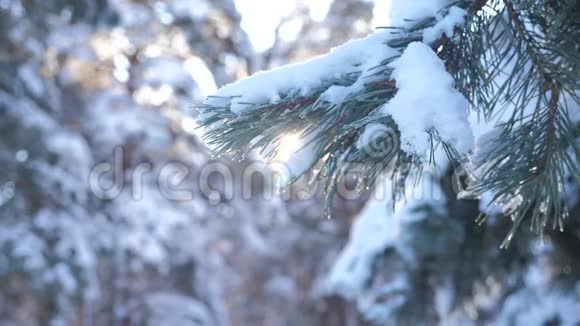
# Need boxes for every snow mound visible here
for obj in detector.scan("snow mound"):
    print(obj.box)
[381,42,473,158]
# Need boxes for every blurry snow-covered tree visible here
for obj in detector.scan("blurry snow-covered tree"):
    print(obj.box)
[259,0,376,68]
[0,0,255,324]
[321,165,580,324]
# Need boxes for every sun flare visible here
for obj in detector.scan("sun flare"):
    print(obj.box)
[274,133,302,163]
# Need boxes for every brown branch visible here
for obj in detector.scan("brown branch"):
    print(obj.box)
[504,0,561,181]
[504,0,547,80]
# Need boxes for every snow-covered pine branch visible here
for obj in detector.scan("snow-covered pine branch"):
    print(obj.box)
[197,0,580,242]
[198,0,475,207]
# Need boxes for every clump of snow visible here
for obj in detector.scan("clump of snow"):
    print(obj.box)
[0,224,47,271]
[497,287,580,326]
[358,275,409,322]
[324,174,446,298]
[205,30,397,114]
[324,192,397,297]
[320,82,360,105]
[115,188,190,266]
[423,7,467,44]
[381,42,473,158]
[47,131,94,184]
[389,0,451,26]
[434,278,455,323]
[143,292,214,326]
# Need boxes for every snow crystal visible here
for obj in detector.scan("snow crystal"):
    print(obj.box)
[423,7,467,44]
[381,42,473,158]
[205,30,397,114]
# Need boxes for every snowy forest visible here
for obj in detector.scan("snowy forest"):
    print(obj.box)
[1,0,579,325]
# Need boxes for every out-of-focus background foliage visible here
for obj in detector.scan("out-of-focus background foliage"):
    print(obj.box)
[0,0,378,324]
[1,0,579,325]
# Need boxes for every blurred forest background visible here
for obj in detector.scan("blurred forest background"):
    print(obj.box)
[0,0,579,325]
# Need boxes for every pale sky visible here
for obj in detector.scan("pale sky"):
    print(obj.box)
[234,0,392,52]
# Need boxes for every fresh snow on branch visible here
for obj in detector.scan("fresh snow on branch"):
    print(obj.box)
[381,42,474,158]
[205,30,397,114]
[204,1,469,116]
[201,0,473,163]
[423,6,468,43]
[389,0,455,26]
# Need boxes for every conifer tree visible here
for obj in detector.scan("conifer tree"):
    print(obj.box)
[197,0,580,244]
